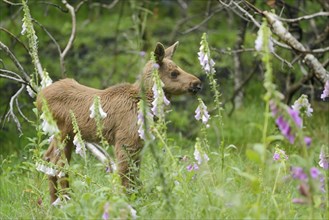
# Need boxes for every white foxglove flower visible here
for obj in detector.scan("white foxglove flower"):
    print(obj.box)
[89,97,107,119]
[127,205,137,220]
[73,134,86,158]
[292,94,313,117]
[319,148,329,170]
[40,112,59,135]
[45,167,56,176]
[194,147,209,165]
[21,21,27,35]
[195,98,210,124]
[137,101,155,141]
[321,80,329,100]
[255,24,274,53]
[151,81,170,117]
[36,163,47,173]
[40,73,52,88]
[198,46,215,74]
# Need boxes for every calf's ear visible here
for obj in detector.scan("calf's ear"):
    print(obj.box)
[154,42,165,64]
[165,41,179,59]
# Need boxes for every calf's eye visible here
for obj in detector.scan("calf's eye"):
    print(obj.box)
[170,71,179,79]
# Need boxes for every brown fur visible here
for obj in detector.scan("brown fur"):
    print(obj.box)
[36,42,201,203]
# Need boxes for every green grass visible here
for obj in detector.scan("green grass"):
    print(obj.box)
[1,102,328,219]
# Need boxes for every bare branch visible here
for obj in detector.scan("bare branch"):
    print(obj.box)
[0,41,30,81]
[60,0,77,76]
[0,27,29,53]
[90,0,120,10]
[264,11,329,83]
[32,18,62,59]
[275,11,329,23]
[182,6,224,34]
[4,84,25,134]
[3,0,22,6]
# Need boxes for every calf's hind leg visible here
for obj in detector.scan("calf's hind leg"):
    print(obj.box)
[44,136,73,203]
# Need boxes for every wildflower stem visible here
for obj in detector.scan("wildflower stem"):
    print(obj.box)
[153,127,176,164]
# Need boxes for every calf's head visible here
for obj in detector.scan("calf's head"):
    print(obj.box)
[142,42,202,96]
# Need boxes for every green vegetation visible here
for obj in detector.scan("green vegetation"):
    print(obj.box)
[1,1,328,219]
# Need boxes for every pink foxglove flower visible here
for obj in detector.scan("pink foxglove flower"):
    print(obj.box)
[320,80,329,100]
[102,202,110,220]
[291,167,308,181]
[273,147,288,161]
[187,163,199,172]
[287,108,302,128]
[310,167,320,179]
[275,116,295,144]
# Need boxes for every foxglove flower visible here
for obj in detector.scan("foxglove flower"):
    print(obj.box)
[195,98,210,124]
[269,100,278,117]
[310,167,320,179]
[21,21,27,35]
[320,80,329,100]
[292,94,313,117]
[45,167,56,176]
[127,205,137,220]
[275,116,295,144]
[194,146,209,165]
[287,108,302,128]
[273,147,288,161]
[36,163,47,173]
[40,112,59,135]
[89,96,107,119]
[139,51,146,57]
[151,82,170,117]
[73,134,86,158]
[255,24,274,53]
[291,167,308,181]
[40,71,52,88]
[137,100,155,140]
[319,148,329,170]
[187,163,199,172]
[102,202,110,220]
[198,35,216,75]
[304,136,312,147]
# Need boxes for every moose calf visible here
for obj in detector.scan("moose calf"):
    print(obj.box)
[37,42,202,203]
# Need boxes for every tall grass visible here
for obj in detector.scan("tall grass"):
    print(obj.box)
[0,3,328,220]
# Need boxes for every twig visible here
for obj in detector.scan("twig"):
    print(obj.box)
[4,84,25,134]
[75,0,88,12]
[275,11,329,23]
[0,41,30,81]
[182,6,224,34]
[32,18,62,61]
[3,0,22,6]
[264,11,329,83]
[0,27,29,53]
[60,0,76,76]
[90,0,119,10]
[272,51,294,68]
